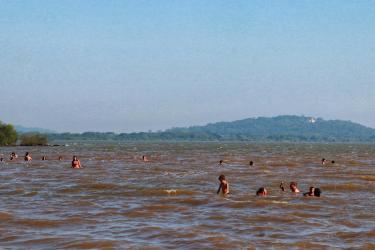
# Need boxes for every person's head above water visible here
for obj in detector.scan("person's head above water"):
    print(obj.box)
[73,156,78,161]
[219,160,223,165]
[290,182,300,192]
[249,161,254,166]
[314,188,321,197]
[218,174,225,181]
[331,160,335,164]
[256,187,268,196]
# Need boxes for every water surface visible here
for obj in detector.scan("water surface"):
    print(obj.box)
[0,142,374,249]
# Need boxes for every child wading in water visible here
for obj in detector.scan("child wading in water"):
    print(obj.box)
[217,175,229,195]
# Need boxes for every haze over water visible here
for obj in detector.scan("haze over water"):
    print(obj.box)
[0,142,374,249]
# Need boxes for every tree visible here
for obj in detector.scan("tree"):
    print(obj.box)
[0,121,18,146]
[20,133,48,146]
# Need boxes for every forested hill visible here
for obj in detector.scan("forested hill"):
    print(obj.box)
[47,116,375,142]
[165,116,375,141]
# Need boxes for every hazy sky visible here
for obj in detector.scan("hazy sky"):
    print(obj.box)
[1,0,374,132]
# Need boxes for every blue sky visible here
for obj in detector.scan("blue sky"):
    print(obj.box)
[1,0,374,132]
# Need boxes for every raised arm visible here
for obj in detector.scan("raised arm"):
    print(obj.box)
[217,183,222,194]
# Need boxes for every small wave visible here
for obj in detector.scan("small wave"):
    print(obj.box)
[142,204,184,212]
[165,189,177,194]
[248,215,295,223]
[57,188,81,194]
[360,175,375,182]
[122,210,154,218]
[224,198,252,203]
[271,200,289,204]
[23,191,38,197]
[321,183,371,191]
[360,243,375,250]
[365,228,375,237]
[288,241,329,249]
[78,183,122,190]
[292,211,318,219]
[269,162,299,167]
[138,189,197,196]
[177,198,208,206]
[15,219,64,228]
[63,240,117,249]
[0,211,13,220]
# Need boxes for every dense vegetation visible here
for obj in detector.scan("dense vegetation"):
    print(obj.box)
[46,116,375,142]
[0,121,18,146]
[20,133,49,146]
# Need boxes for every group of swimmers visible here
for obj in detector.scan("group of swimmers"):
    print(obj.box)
[217,174,322,197]
[217,158,329,197]
[0,152,82,169]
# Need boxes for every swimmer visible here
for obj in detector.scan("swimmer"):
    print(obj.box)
[142,155,149,162]
[249,161,254,166]
[217,174,229,195]
[290,182,300,193]
[0,157,4,162]
[280,182,285,191]
[303,186,315,197]
[219,160,223,165]
[71,156,82,169]
[24,152,32,162]
[331,160,335,164]
[58,156,63,161]
[10,152,18,161]
[256,187,268,196]
[321,158,326,165]
[42,156,47,161]
[314,188,321,197]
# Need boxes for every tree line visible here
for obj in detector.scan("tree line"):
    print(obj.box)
[0,121,48,146]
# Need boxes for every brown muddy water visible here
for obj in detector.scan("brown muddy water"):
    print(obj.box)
[0,142,374,249]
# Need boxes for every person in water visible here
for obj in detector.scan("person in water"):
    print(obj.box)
[42,156,47,161]
[10,152,18,161]
[280,182,285,191]
[219,160,223,165]
[331,160,335,164]
[24,152,32,162]
[256,187,268,196]
[58,156,63,161]
[303,186,315,197]
[321,158,326,165]
[142,155,149,162]
[290,182,300,193]
[0,157,4,162]
[314,188,321,197]
[217,174,229,195]
[303,187,322,197]
[249,161,254,166]
[71,156,82,168]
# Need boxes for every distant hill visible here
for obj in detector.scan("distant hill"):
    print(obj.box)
[164,115,375,142]
[46,116,375,142]
[15,125,56,134]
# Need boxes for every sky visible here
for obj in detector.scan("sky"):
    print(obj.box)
[1,0,375,132]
